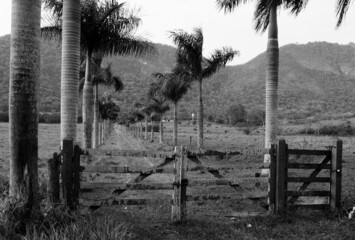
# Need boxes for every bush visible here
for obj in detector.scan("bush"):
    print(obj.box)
[247,108,265,126]
[225,104,247,125]
[318,123,354,136]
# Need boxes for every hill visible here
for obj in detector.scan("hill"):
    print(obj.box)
[0,34,355,122]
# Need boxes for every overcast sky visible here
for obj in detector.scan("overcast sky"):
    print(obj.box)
[0,0,354,65]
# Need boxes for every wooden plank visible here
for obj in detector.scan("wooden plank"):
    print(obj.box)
[287,177,330,183]
[288,204,330,210]
[287,163,331,169]
[276,139,287,213]
[187,177,269,187]
[79,198,169,206]
[80,182,173,191]
[187,191,268,201]
[81,165,175,174]
[330,140,342,210]
[286,191,330,197]
[288,149,331,156]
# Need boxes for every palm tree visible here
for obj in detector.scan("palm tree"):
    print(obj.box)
[152,64,192,146]
[43,0,81,143]
[91,61,124,148]
[336,0,353,27]
[217,0,308,152]
[43,0,155,148]
[147,83,170,143]
[9,0,41,214]
[170,28,237,151]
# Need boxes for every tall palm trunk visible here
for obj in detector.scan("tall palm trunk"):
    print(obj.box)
[151,120,154,142]
[145,117,148,139]
[9,0,41,200]
[93,83,99,148]
[264,5,279,150]
[159,119,163,144]
[173,102,178,146]
[263,5,279,173]
[83,52,94,148]
[197,79,204,151]
[61,0,81,142]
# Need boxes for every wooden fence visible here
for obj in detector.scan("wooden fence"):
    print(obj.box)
[47,139,84,209]
[79,146,269,222]
[269,139,342,213]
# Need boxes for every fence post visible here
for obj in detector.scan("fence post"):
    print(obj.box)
[48,152,60,205]
[72,145,81,208]
[62,138,74,209]
[330,139,342,210]
[268,144,276,215]
[276,139,287,213]
[171,146,188,222]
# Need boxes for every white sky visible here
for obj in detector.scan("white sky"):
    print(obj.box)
[0,0,354,65]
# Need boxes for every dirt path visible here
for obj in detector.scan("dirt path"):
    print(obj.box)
[98,125,148,151]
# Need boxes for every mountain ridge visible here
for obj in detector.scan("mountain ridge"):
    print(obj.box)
[0,34,354,121]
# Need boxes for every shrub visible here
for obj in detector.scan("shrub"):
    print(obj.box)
[225,104,247,125]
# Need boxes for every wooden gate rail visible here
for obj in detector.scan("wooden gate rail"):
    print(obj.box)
[269,139,342,214]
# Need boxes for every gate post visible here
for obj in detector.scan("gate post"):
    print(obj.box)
[172,145,188,222]
[62,139,74,209]
[276,139,287,213]
[268,144,276,214]
[330,139,342,210]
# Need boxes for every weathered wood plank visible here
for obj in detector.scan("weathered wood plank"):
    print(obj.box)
[288,204,330,210]
[81,165,175,174]
[288,149,331,156]
[79,198,170,206]
[287,163,331,169]
[286,191,330,197]
[80,182,174,191]
[187,191,268,201]
[85,149,173,158]
[287,177,330,183]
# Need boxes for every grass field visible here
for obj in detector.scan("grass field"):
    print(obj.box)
[0,123,82,177]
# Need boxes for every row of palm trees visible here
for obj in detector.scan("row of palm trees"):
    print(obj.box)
[144,29,237,150]
[43,0,155,149]
[8,0,352,215]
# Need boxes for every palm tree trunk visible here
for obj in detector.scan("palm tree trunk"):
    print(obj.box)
[60,0,81,142]
[83,52,94,148]
[265,5,279,149]
[173,102,178,147]
[197,79,204,151]
[145,116,148,139]
[9,0,41,201]
[93,83,99,148]
[151,120,154,142]
[159,119,163,144]
[263,4,279,175]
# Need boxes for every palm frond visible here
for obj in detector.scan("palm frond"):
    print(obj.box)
[336,0,352,27]
[101,35,156,57]
[202,47,238,79]
[216,0,250,13]
[41,26,62,41]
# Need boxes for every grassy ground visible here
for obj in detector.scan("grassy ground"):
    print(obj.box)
[1,122,355,239]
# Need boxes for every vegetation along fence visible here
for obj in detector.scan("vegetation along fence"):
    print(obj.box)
[268,139,342,213]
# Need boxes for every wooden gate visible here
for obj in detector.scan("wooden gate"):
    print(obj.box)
[269,139,342,213]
